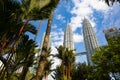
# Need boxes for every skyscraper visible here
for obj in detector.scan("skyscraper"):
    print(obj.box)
[64,24,74,50]
[82,18,99,66]
[103,27,120,41]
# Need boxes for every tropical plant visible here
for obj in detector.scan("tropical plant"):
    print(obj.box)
[44,59,54,80]
[0,0,58,54]
[52,66,67,80]
[71,63,94,80]
[36,1,60,80]
[92,36,120,80]
[54,46,77,80]
[0,35,37,80]
[64,48,76,80]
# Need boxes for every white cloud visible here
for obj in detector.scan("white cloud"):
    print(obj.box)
[69,16,83,31]
[56,14,65,20]
[50,46,61,68]
[52,36,63,41]
[51,28,64,47]
[87,0,108,11]
[56,14,66,23]
[73,33,83,43]
[70,0,109,32]
[52,24,58,29]
[89,18,96,27]
[52,41,63,47]
[102,2,120,29]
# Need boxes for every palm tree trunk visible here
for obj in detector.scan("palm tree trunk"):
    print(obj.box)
[61,60,65,77]
[65,66,67,78]
[0,51,13,79]
[67,62,71,80]
[18,19,29,36]
[0,39,7,54]
[0,19,29,54]
[19,64,29,80]
[36,9,54,80]
[34,20,42,41]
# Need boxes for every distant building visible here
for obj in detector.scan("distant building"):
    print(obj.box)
[103,27,120,40]
[82,18,99,66]
[64,24,74,50]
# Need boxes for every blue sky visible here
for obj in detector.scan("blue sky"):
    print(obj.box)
[27,0,120,79]
[29,0,120,64]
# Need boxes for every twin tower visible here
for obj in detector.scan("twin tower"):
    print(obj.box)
[64,18,99,66]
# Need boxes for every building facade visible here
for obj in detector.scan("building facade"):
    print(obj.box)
[82,18,99,66]
[103,27,120,41]
[64,24,74,50]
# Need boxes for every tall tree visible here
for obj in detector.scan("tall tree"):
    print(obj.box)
[71,63,93,80]
[64,48,76,80]
[44,59,53,80]
[36,9,54,80]
[92,36,120,80]
[55,46,77,80]
[17,35,36,80]
[56,46,66,78]
[0,0,58,54]
[36,1,59,80]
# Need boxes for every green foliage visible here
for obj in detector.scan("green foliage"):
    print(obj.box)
[9,71,34,80]
[71,63,94,80]
[53,36,120,80]
[92,36,120,79]
[53,66,67,80]
[54,46,77,80]
[0,0,60,80]
[25,71,35,80]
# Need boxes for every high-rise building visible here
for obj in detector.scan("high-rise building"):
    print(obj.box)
[103,27,120,41]
[82,18,99,66]
[64,24,74,50]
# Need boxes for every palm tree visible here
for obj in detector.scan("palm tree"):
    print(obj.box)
[44,59,54,80]
[56,46,66,77]
[36,10,53,79]
[52,66,67,80]
[71,63,94,80]
[64,48,76,80]
[0,0,60,52]
[0,35,37,80]
[0,0,21,54]
[55,46,77,80]
[17,35,36,80]
[36,1,59,80]
[0,0,58,54]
